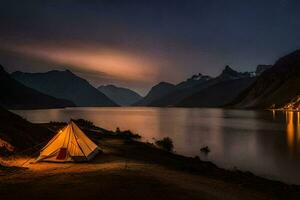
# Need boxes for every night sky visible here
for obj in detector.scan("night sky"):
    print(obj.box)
[1,0,300,94]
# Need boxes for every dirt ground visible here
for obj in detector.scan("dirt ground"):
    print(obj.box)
[0,138,299,200]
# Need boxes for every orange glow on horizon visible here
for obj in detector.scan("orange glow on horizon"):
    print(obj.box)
[6,44,159,82]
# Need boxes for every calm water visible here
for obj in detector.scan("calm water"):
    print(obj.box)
[12,107,300,184]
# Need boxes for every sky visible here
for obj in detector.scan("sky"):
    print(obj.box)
[0,0,300,95]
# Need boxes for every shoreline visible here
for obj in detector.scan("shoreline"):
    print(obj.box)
[1,122,300,199]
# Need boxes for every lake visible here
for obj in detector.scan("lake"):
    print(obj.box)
[12,107,300,184]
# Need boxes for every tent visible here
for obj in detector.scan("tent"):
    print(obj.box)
[36,121,100,162]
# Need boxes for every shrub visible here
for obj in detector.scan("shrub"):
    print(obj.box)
[200,146,210,154]
[114,127,141,140]
[122,130,141,139]
[155,137,174,152]
[72,119,96,129]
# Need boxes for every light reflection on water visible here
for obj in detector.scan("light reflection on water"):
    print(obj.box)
[285,111,300,154]
[12,107,300,184]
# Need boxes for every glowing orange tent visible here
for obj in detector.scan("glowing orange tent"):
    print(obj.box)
[36,121,100,162]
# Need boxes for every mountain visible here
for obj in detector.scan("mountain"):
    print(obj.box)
[0,106,52,152]
[232,49,300,108]
[0,66,74,109]
[217,65,252,80]
[98,85,142,106]
[255,65,272,76]
[175,73,212,90]
[149,66,253,107]
[12,70,118,107]
[134,82,176,106]
[177,77,255,107]
[175,66,255,107]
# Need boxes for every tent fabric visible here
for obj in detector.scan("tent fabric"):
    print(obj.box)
[36,121,99,162]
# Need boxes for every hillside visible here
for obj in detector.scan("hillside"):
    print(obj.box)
[98,85,142,106]
[12,70,118,107]
[0,106,52,152]
[0,66,74,109]
[232,50,300,108]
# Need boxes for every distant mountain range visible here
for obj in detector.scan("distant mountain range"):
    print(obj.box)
[98,85,142,106]
[0,66,74,109]
[232,49,300,108]
[12,70,118,107]
[176,66,256,107]
[135,65,257,107]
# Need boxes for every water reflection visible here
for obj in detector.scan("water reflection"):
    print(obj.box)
[283,111,300,154]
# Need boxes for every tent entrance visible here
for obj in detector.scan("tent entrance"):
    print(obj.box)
[56,148,68,160]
